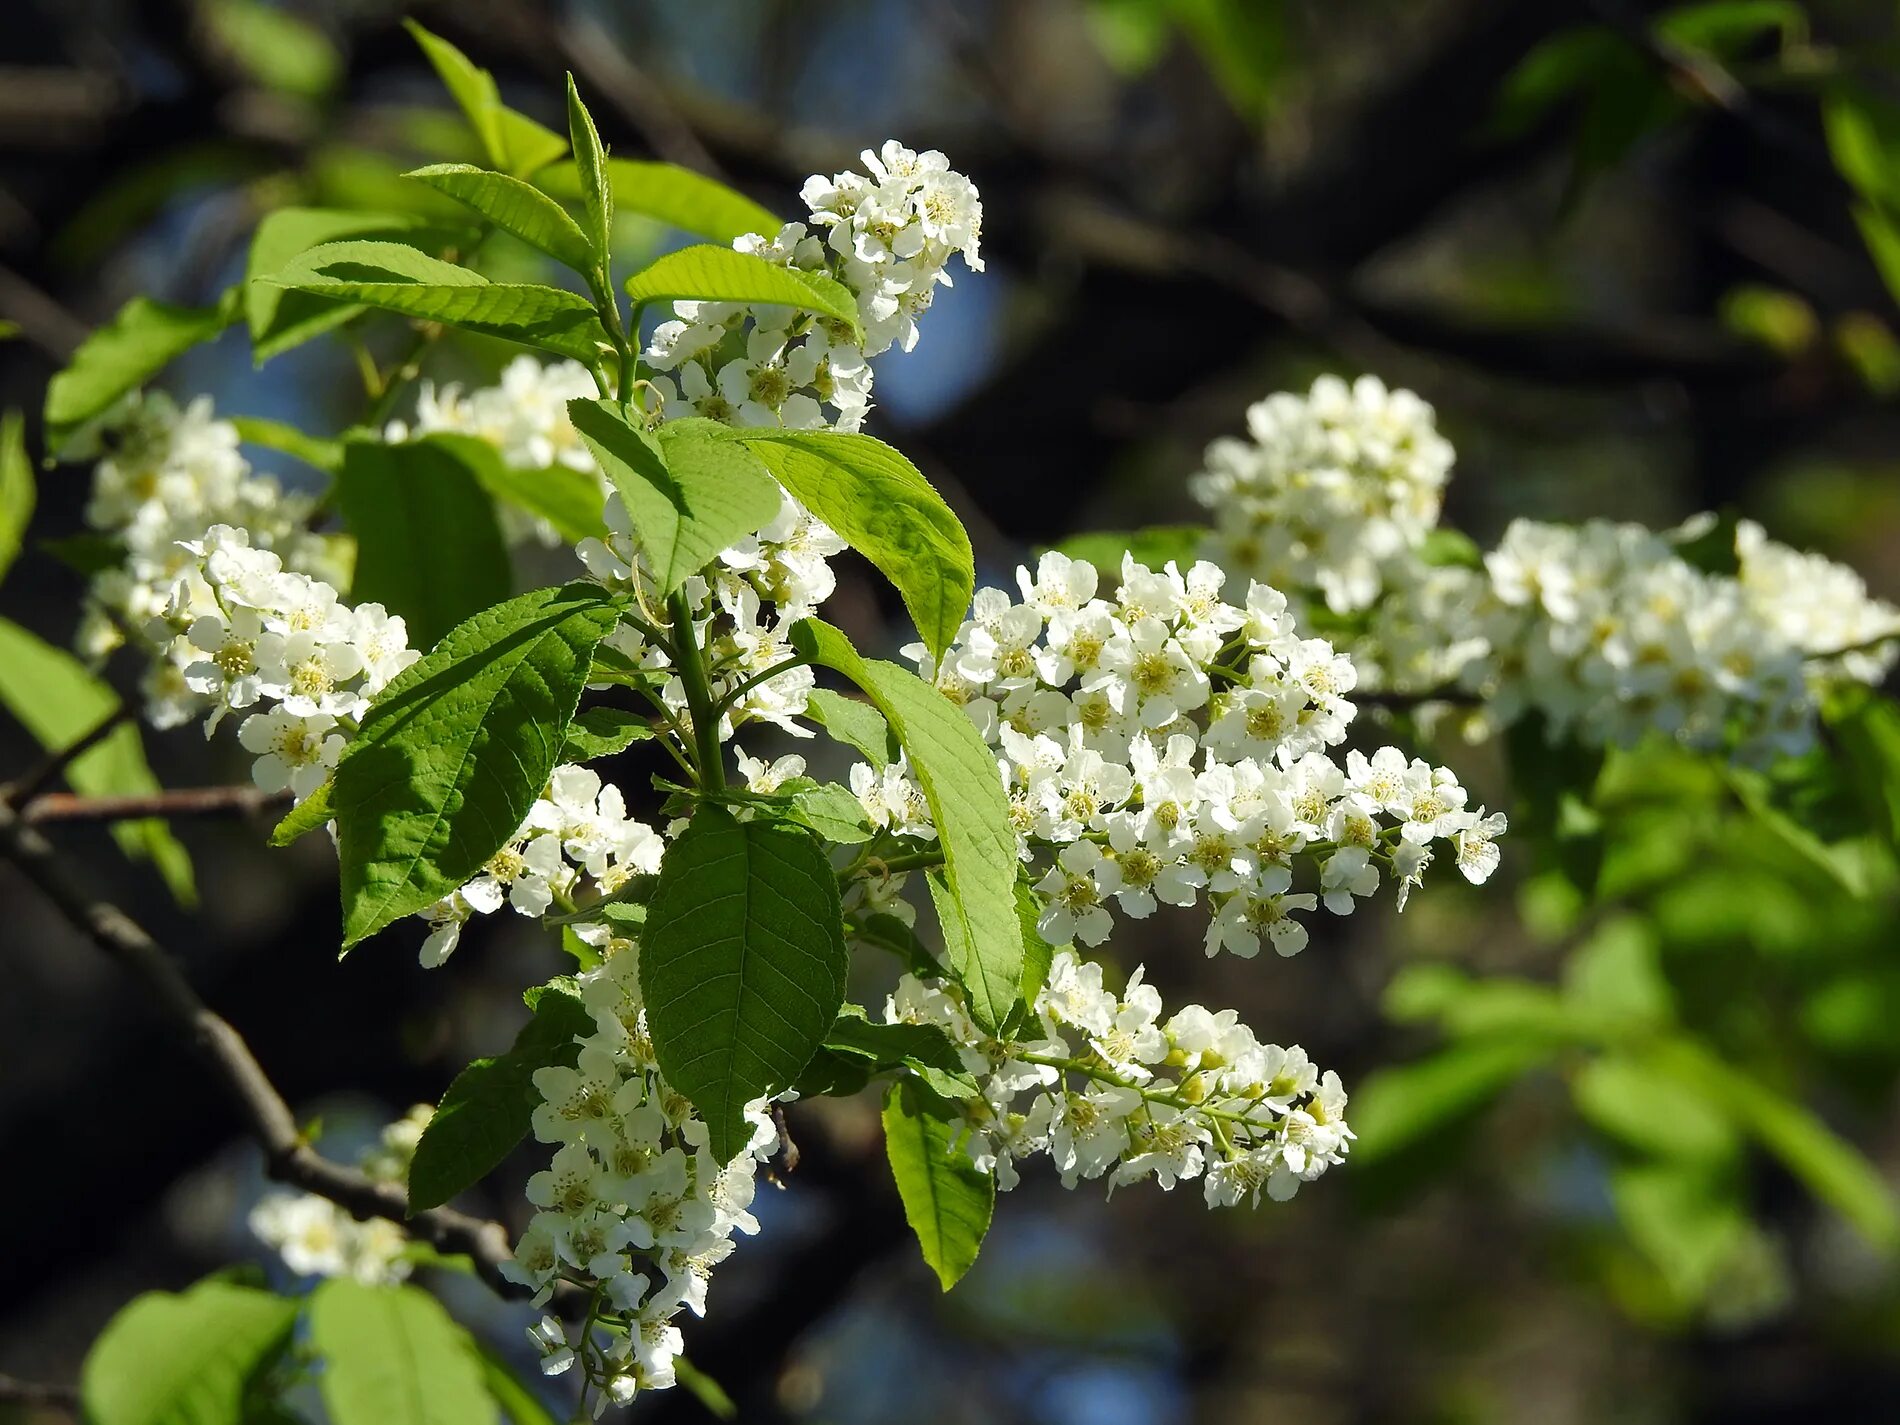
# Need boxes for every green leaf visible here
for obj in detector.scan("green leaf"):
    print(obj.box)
[330,583,622,947]
[0,616,194,902]
[1013,875,1059,1023]
[563,76,612,277]
[1348,1038,1558,1168]
[408,982,593,1209]
[672,1358,737,1421]
[268,241,608,364]
[882,1079,993,1289]
[791,618,1024,1033]
[803,688,893,769]
[201,0,340,98]
[643,806,848,1160]
[228,414,345,474]
[566,399,780,593]
[463,451,610,546]
[539,158,780,244]
[308,1281,496,1425]
[1418,528,1484,569]
[271,777,334,846]
[44,290,240,453]
[1573,1051,1740,1164]
[1610,1160,1751,1307]
[404,165,594,274]
[246,209,450,359]
[734,431,973,663]
[623,245,861,335]
[783,780,873,844]
[1826,687,1900,851]
[335,437,513,652]
[474,1342,557,1425]
[406,21,568,178]
[560,706,654,761]
[0,410,33,585]
[81,1279,299,1425]
[825,1010,978,1099]
[1051,525,1206,575]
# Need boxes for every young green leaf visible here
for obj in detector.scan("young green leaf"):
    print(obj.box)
[335,436,513,651]
[408,982,593,1210]
[0,410,33,585]
[791,618,1025,1032]
[643,806,848,1160]
[474,1341,559,1425]
[563,76,613,278]
[228,414,345,475]
[269,241,609,363]
[538,158,780,244]
[882,1080,994,1290]
[245,208,460,361]
[404,165,595,273]
[308,1280,496,1425]
[804,687,894,769]
[735,431,973,663]
[329,584,623,947]
[82,1280,300,1425]
[406,20,568,177]
[783,780,874,844]
[825,1010,979,1099]
[560,706,654,762]
[1012,875,1058,1025]
[0,615,194,903]
[623,245,861,335]
[44,290,241,453]
[566,399,780,593]
[1051,525,1207,575]
[272,776,334,846]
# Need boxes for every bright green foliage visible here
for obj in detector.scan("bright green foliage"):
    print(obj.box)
[474,1343,558,1425]
[0,616,193,901]
[408,981,593,1209]
[404,165,594,273]
[267,240,609,363]
[539,158,780,244]
[882,1080,995,1289]
[405,21,569,178]
[457,442,610,546]
[0,410,32,584]
[563,77,614,280]
[825,1009,979,1100]
[81,1280,299,1425]
[736,430,974,663]
[1053,524,1205,575]
[228,414,345,474]
[329,584,623,947]
[334,436,513,651]
[623,244,861,336]
[560,706,654,761]
[642,806,848,1160]
[201,0,340,98]
[566,401,780,593]
[781,779,873,844]
[803,688,894,768]
[308,1281,496,1425]
[43,290,241,451]
[792,618,1025,1032]
[1827,688,1900,851]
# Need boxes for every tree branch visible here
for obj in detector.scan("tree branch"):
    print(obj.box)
[0,799,526,1301]
[0,1373,80,1414]
[0,706,133,808]
[19,784,292,825]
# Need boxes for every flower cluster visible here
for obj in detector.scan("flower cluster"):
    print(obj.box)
[74,393,347,688]
[1363,516,1900,756]
[645,140,982,432]
[1192,374,1453,615]
[868,551,1503,959]
[890,951,1352,1203]
[509,946,777,1411]
[250,1105,432,1285]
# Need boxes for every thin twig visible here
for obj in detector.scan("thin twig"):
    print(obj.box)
[0,1373,81,1413]
[0,799,530,1302]
[0,705,133,808]
[20,784,292,825]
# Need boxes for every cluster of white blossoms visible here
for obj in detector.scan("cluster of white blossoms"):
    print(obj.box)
[644,140,982,432]
[871,551,1504,959]
[250,1105,432,1286]
[508,947,778,1411]
[73,392,347,693]
[1188,375,1900,758]
[1192,374,1454,616]
[889,951,1352,1203]
[1362,516,1900,755]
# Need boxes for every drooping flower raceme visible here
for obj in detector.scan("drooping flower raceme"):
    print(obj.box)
[851,551,1504,960]
[889,950,1353,1204]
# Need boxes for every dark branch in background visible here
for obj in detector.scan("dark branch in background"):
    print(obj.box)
[0,799,527,1302]
[0,1373,80,1414]
[19,784,292,825]
[0,705,132,807]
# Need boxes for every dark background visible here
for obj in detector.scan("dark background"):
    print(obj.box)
[5,2,1900,1421]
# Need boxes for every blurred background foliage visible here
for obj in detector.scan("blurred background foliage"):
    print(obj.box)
[7,1,1900,1421]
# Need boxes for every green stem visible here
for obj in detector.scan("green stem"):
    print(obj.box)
[842,847,945,883]
[666,589,726,792]
[711,656,810,722]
